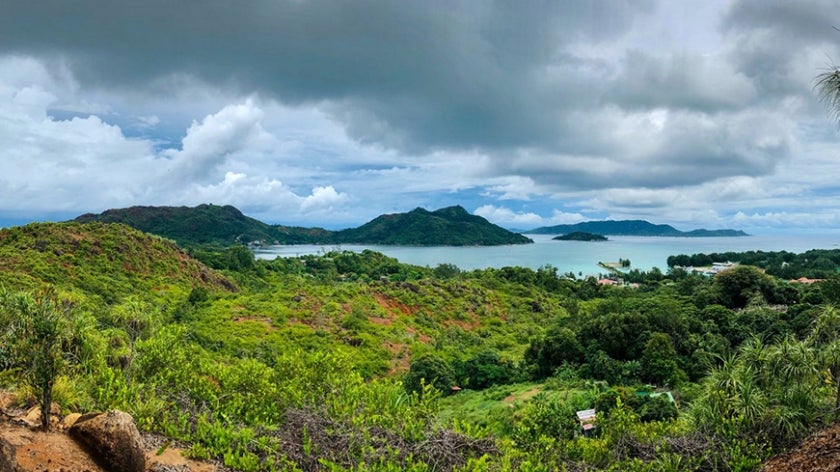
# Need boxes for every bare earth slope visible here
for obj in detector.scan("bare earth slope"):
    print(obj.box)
[761,422,840,472]
[0,392,221,472]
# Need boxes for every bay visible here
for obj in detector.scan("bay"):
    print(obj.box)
[252,234,840,276]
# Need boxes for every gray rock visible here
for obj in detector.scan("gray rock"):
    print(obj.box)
[0,437,17,472]
[69,410,146,472]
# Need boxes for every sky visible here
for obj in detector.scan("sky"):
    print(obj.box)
[1,0,840,233]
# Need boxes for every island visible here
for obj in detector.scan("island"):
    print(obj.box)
[74,204,533,247]
[553,231,608,241]
[527,219,748,237]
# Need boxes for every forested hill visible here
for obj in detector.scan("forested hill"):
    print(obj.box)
[75,204,533,247]
[0,222,235,301]
[74,204,332,246]
[527,219,748,237]
[334,206,533,246]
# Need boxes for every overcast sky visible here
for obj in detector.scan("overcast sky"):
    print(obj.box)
[1,0,839,232]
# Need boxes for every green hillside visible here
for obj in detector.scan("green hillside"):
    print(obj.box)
[75,204,532,247]
[335,205,533,245]
[1,222,838,471]
[0,222,235,303]
[74,204,331,246]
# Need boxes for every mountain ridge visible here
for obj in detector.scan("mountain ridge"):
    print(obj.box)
[74,204,532,247]
[526,219,748,237]
[334,205,532,246]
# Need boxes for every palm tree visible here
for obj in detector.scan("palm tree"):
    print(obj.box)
[809,306,840,417]
[815,67,840,122]
[0,289,77,430]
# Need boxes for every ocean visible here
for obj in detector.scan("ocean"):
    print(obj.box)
[252,234,840,276]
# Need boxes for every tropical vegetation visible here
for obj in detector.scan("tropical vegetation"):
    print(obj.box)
[1,221,839,470]
[75,204,532,247]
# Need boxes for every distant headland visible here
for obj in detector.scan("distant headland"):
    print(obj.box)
[526,220,748,237]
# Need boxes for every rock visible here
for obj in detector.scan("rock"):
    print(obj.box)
[69,410,146,472]
[19,406,42,429]
[0,437,17,472]
[59,412,82,430]
[0,391,17,413]
[18,403,60,429]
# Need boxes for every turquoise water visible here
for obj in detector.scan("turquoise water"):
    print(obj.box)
[252,234,840,276]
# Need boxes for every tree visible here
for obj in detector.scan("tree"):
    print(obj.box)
[712,266,776,309]
[640,333,686,387]
[815,66,840,122]
[403,353,456,396]
[808,306,840,417]
[692,336,820,447]
[433,263,461,279]
[0,289,77,430]
[108,296,154,384]
[459,349,516,389]
[525,326,583,378]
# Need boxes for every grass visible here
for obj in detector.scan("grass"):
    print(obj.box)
[438,380,593,435]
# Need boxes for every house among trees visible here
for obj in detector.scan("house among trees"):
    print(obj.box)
[576,408,596,435]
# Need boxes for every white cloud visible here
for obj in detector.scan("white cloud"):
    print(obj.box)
[733,210,840,231]
[475,205,587,228]
[301,186,349,211]
[3,1,840,234]
[164,99,272,181]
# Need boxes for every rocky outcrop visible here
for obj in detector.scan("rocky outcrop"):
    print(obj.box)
[0,437,17,472]
[69,410,146,472]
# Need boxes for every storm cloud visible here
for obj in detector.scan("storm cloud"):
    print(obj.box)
[0,1,838,231]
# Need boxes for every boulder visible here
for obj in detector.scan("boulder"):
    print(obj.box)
[0,437,16,472]
[69,410,146,472]
[59,412,82,430]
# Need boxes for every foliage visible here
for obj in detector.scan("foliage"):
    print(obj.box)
[668,248,840,279]
[0,289,80,429]
[524,326,583,378]
[712,266,779,309]
[334,205,533,246]
[4,221,840,470]
[639,333,686,387]
[404,353,457,396]
[75,203,332,246]
[76,203,532,247]
[552,232,608,241]
[815,66,840,123]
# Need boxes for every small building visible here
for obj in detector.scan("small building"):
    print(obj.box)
[576,408,596,435]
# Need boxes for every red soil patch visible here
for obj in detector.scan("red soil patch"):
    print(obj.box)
[444,312,480,331]
[369,316,393,326]
[404,326,432,344]
[372,292,415,318]
[388,356,411,375]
